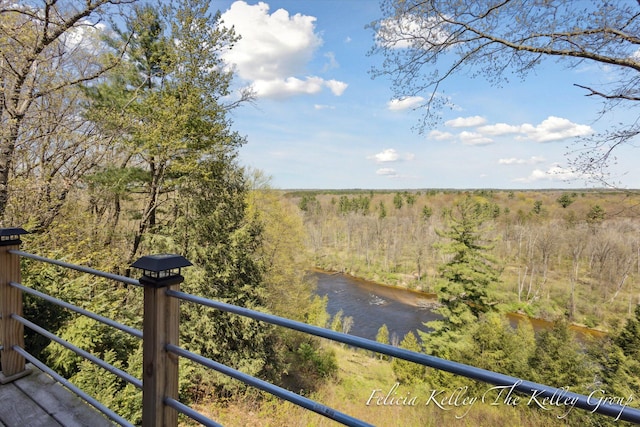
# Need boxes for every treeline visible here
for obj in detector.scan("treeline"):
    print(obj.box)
[2,1,333,424]
[293,189,640,330]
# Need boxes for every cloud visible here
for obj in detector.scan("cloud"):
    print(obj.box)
[518,116,593,142]
[459,131,493,146]
[372,149,399,163]
[432,115,593,145]
[376,168,398,176]
[477,123,521,135]
[322,52,339,72]
[514,164,584,183]
[387,96,425,111]
[445,115,487,128]
[251,76,324,98]
[326,79,348,96]
[220,1,347,98]
[498,156,546,165]
[428,130,454,141]
[314,104,335,110]
[368,148,415,163]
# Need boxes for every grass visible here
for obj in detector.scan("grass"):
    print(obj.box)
[189,343,577,426]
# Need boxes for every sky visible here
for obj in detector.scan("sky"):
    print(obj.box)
[213,0,640,190]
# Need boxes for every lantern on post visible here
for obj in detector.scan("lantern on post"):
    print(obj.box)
[0,227,28,246]
[131,254,192,287]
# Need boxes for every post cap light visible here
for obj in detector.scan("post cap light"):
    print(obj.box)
[131,254,192,287]
[0,228,29,246]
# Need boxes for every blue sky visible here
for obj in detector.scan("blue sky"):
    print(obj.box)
[215,0,639,190]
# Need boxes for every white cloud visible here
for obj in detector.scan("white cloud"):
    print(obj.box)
[314,104,335,110]
[322,52,339,72]
[387,96,425,111]
[251,76,324,98]
[368,148,415,163]
[445,115,487,128]
[518,116,593,142]
[514,164,584,183]
[477,123,521,135]
[428,130,454,141]
[498,156,546,165]
[220,1,347,98]
[432,116,593,145]
[459,131,493,146]
[376,168,398,176]
[325,79,348,96]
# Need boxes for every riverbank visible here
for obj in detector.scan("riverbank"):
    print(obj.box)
[312,267,608,340]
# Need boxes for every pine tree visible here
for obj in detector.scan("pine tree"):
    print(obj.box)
[376,324,390,360]
[392,332,425,384]
[420,196,502,359]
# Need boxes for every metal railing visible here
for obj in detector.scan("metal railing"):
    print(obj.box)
[1,228,640,426]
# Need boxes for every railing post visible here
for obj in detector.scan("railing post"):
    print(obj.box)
[0,227,29,383]
[132,254,192,427]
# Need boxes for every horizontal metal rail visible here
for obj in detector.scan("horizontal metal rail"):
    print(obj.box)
[13,314,142,389]
[9,250,141,287]
[10,281,143,339]
[166,344,373,427]
[168,289,640,424]
[12,346,134,427]
[164,397,223,427]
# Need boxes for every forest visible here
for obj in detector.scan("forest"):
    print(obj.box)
[2,0,640,425]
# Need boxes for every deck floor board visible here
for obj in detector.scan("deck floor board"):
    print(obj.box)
[0,365,115,427]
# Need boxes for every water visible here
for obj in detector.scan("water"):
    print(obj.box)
[312,271,441,342]
[312,271,606,343]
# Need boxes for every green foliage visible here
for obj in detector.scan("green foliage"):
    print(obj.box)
[378,200,387,219]
[434,196,501,320]
[529,320,596,388]
[459,313,535,379]
[532,200,544,215]
[393,193,403,209]
[294,342,338,380]
[586,204,606,226]
[556,193,575,208]
[421,205,433,220]
[391,332,425,384]
[375,324,390,360]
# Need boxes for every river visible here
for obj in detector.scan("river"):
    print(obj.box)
[312,270,606,342]
[312,271,441,342]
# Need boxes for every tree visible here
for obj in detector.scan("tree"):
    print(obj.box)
[421,196,501,358]
[556,193,575,209]
[391,331,425,384]
[376,324,390,360]
[0,0,131,221]
[434,196,501,319]
[83,0,252,263]
[369,0,640,182]
[586,204,606,227]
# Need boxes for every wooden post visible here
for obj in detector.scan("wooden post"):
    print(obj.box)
[142,282,180,427]
[0,228,28,383]
[133,254,190,427]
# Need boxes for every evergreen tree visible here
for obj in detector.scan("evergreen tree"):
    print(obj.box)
[434,197,500,317]
[421,196,501,358]
[529,320,596,389]
[392,332,425,384]
[376,324,390,360]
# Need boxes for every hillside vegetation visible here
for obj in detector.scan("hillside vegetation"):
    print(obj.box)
[291,189,640,331]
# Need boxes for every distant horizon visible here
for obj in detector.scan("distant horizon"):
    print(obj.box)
[277,187,640,192]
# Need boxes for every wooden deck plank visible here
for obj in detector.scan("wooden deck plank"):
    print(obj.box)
[0,365,116,427]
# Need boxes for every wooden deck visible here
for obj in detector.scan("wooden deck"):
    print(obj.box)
[0,364,115,427]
